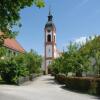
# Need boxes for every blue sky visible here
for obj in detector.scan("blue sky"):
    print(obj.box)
[16,0,100,55]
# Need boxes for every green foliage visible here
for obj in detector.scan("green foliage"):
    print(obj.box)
[0,47,6,57]
[80,36,100,76]
[0,49,42,84]
[15,54,29,77]
[50,57,62,75]
[55,74,66,84]
[50,36,100,77]
[50,42,90,76]
[0,58,18,83]
[0,0,45,37]
[60,53,72,75]
[56,74,100,95]
[34,0,45,8]
[25,50,42,74]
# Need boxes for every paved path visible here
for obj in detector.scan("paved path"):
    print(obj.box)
[0,75,99,100]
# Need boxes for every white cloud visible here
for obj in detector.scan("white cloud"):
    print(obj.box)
[61,35,97,52]
[74,36,87,45]
[74,35,96,45]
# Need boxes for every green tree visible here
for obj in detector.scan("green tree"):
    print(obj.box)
[0,49,42,84]
[0,0,45,37]
[50,36,100,77]
[50,42,90,77]
[94,51,100,76]
[0,58,18,83]
[49,57,62,75]
[68,43,90,76]
[80,36,100,76]
[61,52,72,75]
[0,47,6,57]
[15,53,29,77]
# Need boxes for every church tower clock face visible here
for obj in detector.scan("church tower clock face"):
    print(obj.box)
[44,10,57,74]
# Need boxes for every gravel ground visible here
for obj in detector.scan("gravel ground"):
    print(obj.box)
[0,75,99,100]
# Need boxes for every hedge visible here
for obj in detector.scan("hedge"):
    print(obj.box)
[55,74,100,95]
[16,73,42,85]
[96,79,100,95]
[55,74,66,84]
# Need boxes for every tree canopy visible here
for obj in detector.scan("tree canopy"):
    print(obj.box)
[0,0,45,37]
[50,36,100,77]
[0,49,42,83]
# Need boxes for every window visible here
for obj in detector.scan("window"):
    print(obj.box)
[49,49,50,52]
[49,61,51,64]
[47,29,51,33]
[54,36,55,42]
[13,52,16,56]
[47,34,51,42]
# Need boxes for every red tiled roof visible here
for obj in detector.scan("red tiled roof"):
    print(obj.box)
[0,32,25,53]
[4,38,25,53]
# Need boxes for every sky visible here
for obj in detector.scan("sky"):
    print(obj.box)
[16,0,100,55]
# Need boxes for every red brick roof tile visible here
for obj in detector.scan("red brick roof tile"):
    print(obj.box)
[0,32,25,53]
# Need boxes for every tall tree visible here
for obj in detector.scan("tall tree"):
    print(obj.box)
[0,0,45,38]
[80,36,100,76]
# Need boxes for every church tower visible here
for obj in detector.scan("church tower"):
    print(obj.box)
[44,10,57,74]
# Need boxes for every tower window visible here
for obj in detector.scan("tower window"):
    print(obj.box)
[54,36,55,42]
[49,61,51,64]
[49,48,50,52]
[47,29,51,33]
[47,34,51,42]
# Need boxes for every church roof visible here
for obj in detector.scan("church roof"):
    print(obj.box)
[0,32,25,53]
[45,10,56,31]
[45,21,56,29]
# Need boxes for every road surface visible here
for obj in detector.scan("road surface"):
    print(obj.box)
[0,75,99,100]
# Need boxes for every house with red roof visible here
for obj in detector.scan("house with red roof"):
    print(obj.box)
[0,32,25,56]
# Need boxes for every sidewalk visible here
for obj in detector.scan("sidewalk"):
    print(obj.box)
[0,75,99,100]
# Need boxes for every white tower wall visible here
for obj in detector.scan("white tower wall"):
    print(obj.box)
[44,10,58,74]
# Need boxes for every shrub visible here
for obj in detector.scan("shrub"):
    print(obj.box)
[14,54,29,77]
[0,50,42,84]
[65,77,91,92]
[55,74,66,84]
[56,74,100,95]
[96,79,100,95]
[65,77,100,95]
[23,51,42,75]
[0,59,18,83]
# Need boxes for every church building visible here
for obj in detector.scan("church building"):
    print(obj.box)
[44,10,59,74]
